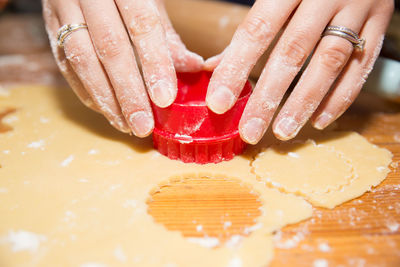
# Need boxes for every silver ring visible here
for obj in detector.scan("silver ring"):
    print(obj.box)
[57,23,88,48]
[322,25,365,51]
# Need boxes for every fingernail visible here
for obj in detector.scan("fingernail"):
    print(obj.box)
[274,117,299,140]
[207,85,235,114]
[129,111,154,137]
[150,79,175,108]
[240,118,267,144]
[313,112,333,130]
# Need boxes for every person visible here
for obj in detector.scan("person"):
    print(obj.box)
[42,0,394,144]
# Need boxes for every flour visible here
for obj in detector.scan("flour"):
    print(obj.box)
[187,237,220,248]
[174,133,193,143]
[63,210,76,224]
[27,139,45,149]
[225,235,243,248]
[243,223,262,235]
[313,259,328,267]
[288,152,300,158]
[227,256,242,267]
[114,245,127,262]
[223,221,232,230]
[377,166,386,172]
[3,114,18,124]
[386,220,399,232]
[274,230,305,249]
[88,149,99,155]
[394,133,400,143]
[61,155,74,167]
[0,187,8,193]
[318,242,331,252]
[39,116,50,124]
[123,199,138,209]
[1,230,46,253]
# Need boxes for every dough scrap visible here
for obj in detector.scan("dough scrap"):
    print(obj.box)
[0,86,312,267]
[253,132,392,208]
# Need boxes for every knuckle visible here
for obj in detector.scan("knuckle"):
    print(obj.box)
[94,31,125,60]
[340,88,358,106]
[281,35,308,67]
[64,38,92,67]
[129,12,159,37]
[319,44,350,73]
[240,15,272,42]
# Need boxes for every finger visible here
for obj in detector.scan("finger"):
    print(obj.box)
[80,0,154,137]
[272,3,370,141]
[55,0,130,133]
[155,0,204,72]
[206,0,300,114]
[204,51,224,71]
[311,2,394,129]
[116,0,177,108]
[239,0,337,144]
[42,0,99,112]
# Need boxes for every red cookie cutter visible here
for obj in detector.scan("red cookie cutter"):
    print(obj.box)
[151,71,252,164]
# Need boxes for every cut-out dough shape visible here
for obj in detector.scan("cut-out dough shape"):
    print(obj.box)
[253,140,355,194]
[0,86,312,267]
[253,132,392,208]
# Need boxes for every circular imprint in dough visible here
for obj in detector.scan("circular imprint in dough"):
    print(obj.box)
[253,140,355,195]
[147,176,262,245]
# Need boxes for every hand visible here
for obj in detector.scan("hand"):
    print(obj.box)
[42,0,203,137]
[205,0,394,144]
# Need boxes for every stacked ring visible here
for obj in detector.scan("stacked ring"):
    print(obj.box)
[57,23,88,48]
[322,25,366,51]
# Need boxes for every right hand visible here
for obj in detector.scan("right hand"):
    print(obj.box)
[42,0,204,137]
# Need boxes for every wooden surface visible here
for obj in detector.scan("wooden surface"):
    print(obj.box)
[148,92,400,266]
[148,177,262,243]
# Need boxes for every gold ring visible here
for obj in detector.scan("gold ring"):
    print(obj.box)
[57,23,88,48]
[322,25,365,51]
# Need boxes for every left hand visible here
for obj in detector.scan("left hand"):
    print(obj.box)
[205,0,394,144]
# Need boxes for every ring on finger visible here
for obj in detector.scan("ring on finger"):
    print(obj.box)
[322,25,365,51]
[57,23,88,48]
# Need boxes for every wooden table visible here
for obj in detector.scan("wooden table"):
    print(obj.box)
[148,92,400,267]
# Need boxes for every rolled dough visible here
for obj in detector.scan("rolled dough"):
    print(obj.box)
[0,85,392,266]
[0,86,312,266]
